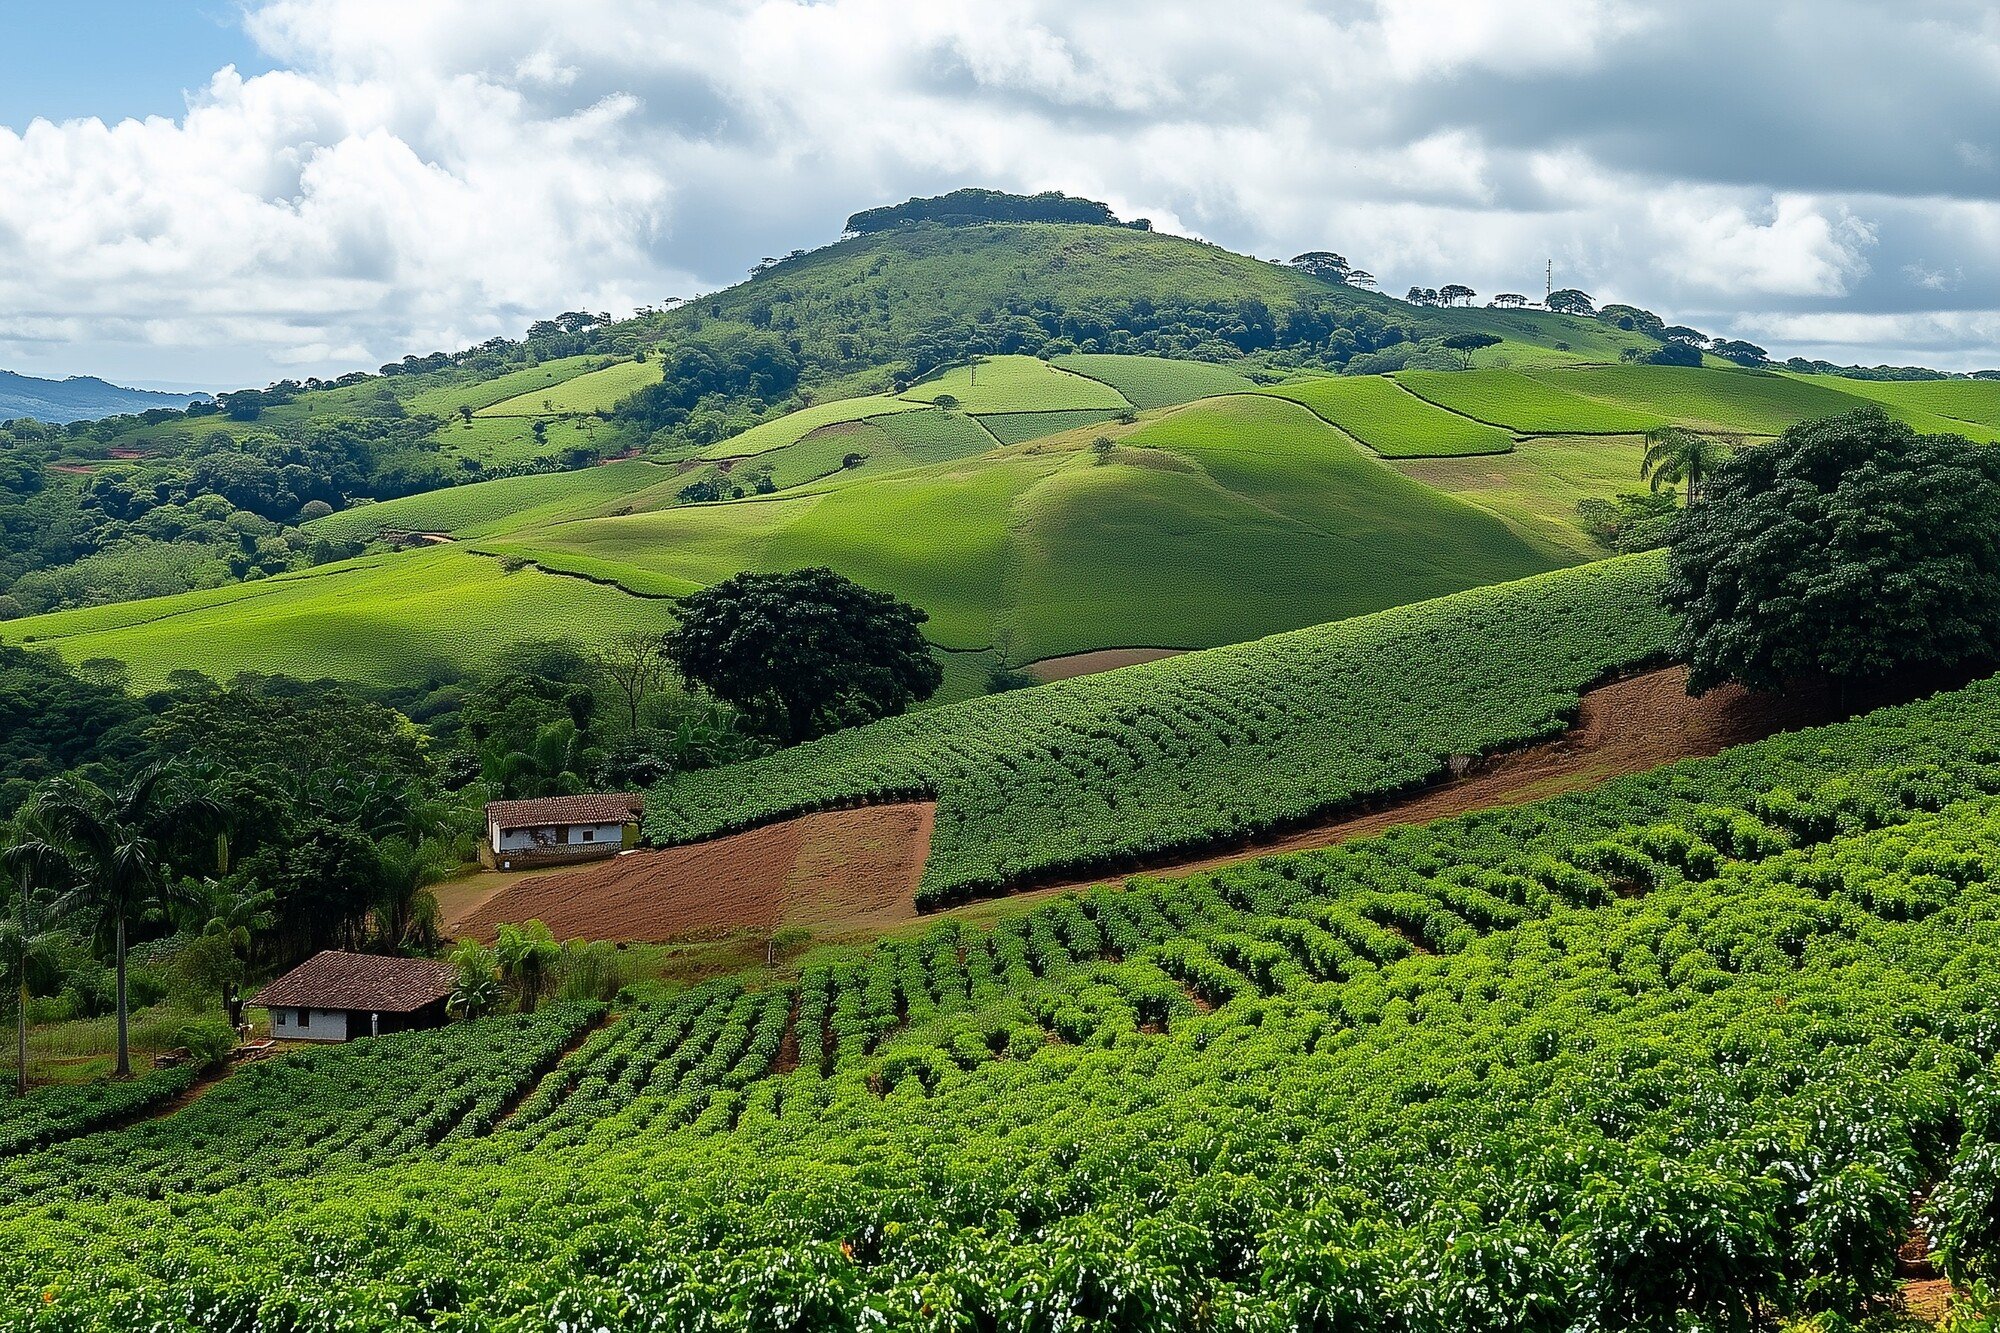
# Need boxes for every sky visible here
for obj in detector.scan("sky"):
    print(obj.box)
[2,0,1999,390]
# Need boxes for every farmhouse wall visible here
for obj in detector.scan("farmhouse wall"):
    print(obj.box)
[270,1006,350,1043]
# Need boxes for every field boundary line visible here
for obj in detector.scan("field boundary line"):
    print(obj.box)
[1389,375,1635,438]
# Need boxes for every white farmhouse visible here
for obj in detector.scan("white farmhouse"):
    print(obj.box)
[482,793,644,870]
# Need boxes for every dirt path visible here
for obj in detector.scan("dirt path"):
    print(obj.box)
[1026,647,1187,682]
[1031,665,1828,893]
[452,802,935,943]
[448,666,1824,944]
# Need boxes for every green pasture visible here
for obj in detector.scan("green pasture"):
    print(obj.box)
[0,547,677,688]
[403,356,606,417]
[1394,369,1666,434]
[901,355,1129,413]
[697,394,921,460]
[1523,365,1863,436]
[1052,354,1260,408]
[976,408,1124,445]
[865,408,999,461]
[1263,376,1516,457]
[305,460,680,541]
[1394,435,1654,560]
[1791,374,2000,437]
[477,357,662,417]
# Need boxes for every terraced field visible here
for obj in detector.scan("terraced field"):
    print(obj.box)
[1263,376,1517,456]
[697,393,922,460]
[477,357,662,417]
[1521,365,1867,435]
[1395,368,1666,434]
[1053,353,1261,408]
[1794,374,2000,432]
[976,408,1124,444]
[901,354,1130,413]
[306,459,681,542]
[0,546,678,687]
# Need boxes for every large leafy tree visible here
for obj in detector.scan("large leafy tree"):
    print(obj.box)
[1663,407,2000,697]
[664,567,943,744]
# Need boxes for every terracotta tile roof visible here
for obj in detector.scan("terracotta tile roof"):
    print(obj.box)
[485,792,643,830]
[250,951,457,1013]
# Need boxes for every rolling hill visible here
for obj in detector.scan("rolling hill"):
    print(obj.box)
[0,369,209,424]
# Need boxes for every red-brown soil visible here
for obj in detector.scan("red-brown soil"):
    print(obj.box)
[452,802,935,943]
[1035,664,1829,892]
[449,666,1826,944]
[1026,647,1187,682]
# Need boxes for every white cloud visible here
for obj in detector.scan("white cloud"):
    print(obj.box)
[2,0,1999,384]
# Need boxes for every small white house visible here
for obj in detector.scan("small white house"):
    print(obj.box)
[482,793,643,870]
[251,951,457,1044]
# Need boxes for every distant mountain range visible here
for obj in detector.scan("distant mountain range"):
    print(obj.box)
[0,369,211,424]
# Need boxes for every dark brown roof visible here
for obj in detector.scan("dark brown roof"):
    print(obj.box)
[250,951,456,1013]
[485,792,643,830]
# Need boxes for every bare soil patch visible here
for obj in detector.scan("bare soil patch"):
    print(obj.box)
[454,802,934,943]
[1026,647,1187,682]
[451,666,1825,947]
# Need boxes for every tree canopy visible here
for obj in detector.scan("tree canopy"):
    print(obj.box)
[1663,407,2000,696]
[664,567,942,744]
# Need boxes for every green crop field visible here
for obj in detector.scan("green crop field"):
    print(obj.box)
[1395,368,1668,434]
[1394,434,1654,559]
[1263,375,1517,456]
[901,354,1130,413]
[648,555,1671,902]
[1053,353,1261,408]
[1792,374,2000,433]
[975,407,1123,444]
[863,407,999,460]
[697,393,922,460]
[0,546,678,687]
[476,356,662,417]
[485,395,1567,664]
[14,675,2000,1324]
[1523,365,1874,435]
[402,355,605,417]
[306,460,681,541]
[20,391,1580,687]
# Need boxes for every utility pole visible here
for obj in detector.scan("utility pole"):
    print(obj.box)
[1545,260,1552,305]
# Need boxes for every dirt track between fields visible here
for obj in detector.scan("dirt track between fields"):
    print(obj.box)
[1025,647,1187,682]
[445,666,1828,944]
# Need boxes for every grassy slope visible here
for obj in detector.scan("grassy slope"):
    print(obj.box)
[1054,354,1261,408]
[1394,436,1653,560]
[476,358,662,417]
[1394,369,1666,434]
[0,547,677,687]
[1001,396,1565,656]
[645,554,1672,901]
[1263,378,1516,457]
[306,460,682,541]
[1787,373,2000,437]
[901,355,1129,412]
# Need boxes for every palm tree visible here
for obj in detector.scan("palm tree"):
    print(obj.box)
[177,878,275,1028]
[494,921,560,1014]
[1,819,67,1098]
[1640,427,1735,507]
[32,767,216,1078]
[373,836,451,954]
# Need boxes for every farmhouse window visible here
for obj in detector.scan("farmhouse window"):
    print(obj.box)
[582,828,595,841]
[296,1008,309,1029]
